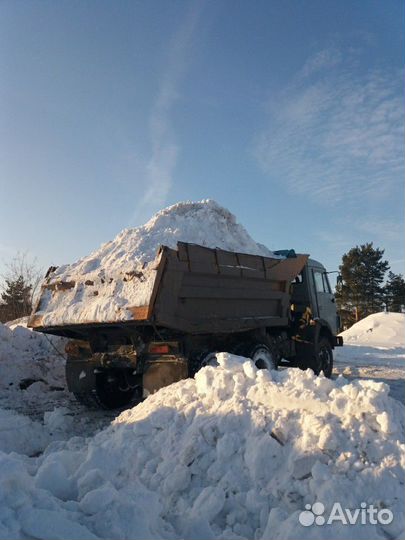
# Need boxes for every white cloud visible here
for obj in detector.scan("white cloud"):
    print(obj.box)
[133,2,203,220]
[298,48,342,78]
[351,217,404,244]
[255,50,404,206]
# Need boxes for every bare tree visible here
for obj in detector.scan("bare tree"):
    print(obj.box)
[0,252,44,322]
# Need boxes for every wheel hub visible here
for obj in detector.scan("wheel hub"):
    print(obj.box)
[319,347,332,373]
[252,347,276,370]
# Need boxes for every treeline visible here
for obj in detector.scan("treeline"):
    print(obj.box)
[336,242,405,329]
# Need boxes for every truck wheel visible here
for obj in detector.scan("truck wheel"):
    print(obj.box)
[74,369,142,410]
[236,343,277,371]
[316,337,333,378]
[189,351,218,376]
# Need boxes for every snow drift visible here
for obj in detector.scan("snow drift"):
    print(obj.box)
[0,320,69,454]
[340,312,405,349]
[0,353,404,540]
[0,320,66,400]
[32,200,277,327]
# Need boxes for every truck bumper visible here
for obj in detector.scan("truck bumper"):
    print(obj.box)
[333,336,344,347]
[66,353,188,397]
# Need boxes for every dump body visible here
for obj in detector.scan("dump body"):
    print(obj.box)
[28,242,308,338]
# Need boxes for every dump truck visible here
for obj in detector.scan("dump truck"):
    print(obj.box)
[28,242,343,409]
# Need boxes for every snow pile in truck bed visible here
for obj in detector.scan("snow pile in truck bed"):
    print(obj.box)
[36,200,276,326]
[1,353,404,540]
[57,199,274,272]
[340,312,405,349]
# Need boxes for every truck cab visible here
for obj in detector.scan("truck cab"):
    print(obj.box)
[291,259,339,333]
[290,258,343,367]
[306,259,340,334]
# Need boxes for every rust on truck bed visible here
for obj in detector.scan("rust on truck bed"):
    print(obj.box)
[28,242,308,337]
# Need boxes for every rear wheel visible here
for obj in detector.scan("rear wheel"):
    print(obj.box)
[74,369,142,410]
[234,342,278,371]
[249,343,277,371]
[189,350,218,376]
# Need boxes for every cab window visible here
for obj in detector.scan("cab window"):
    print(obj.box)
[314,271,324,293]
[323,273,332,294]
[314,270,332,293]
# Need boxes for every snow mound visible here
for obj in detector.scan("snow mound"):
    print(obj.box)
[34,200,277,326]
[340,312,405,349]
[0,320,66,390]
[0,408,50,455]
[1,353,404,539]
[0,321,67,416]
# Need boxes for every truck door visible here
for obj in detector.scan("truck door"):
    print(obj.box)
[311,267,338,334]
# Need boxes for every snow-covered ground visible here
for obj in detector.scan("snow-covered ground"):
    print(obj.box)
[0,314,404,540]
[0,320,115,445]
[0,319,67,417]
[335,313,405,405]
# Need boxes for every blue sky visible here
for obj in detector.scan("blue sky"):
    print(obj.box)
[1,0,404,279]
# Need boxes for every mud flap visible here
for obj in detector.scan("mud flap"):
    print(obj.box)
[143,358,188,396]
[294,324,321,373]
[295,341,316,371]
[65,360,97,394]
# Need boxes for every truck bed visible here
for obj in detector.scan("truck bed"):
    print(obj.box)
[28,242,308,337]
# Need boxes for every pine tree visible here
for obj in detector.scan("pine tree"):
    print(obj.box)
[0,275,32,321]
[335,242,389,327]
[384,272,405,313]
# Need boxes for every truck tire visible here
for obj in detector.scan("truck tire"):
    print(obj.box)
[73,390,100,409]
[235,342,278,371]
[189,350,218,376]
[316,337,333,378]
[74,369,142,410]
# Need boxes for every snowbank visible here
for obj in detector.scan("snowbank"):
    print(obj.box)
[0,322,117,452]
[1,353,404,539]
[0,321,70,455]
[340,312,405,349]
[0,408,51,455]
[33,200,277,326]
[0,321,66,393]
